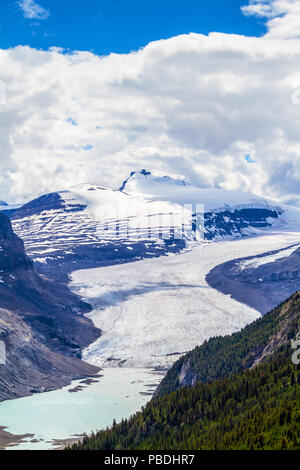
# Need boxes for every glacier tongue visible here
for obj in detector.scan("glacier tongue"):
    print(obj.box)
[70,231,300,369]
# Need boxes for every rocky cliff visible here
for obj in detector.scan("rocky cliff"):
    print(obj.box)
[0,213,100,401]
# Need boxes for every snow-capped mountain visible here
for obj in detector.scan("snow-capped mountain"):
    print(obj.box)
[4,171,300,372]
[120,170,298,240]
[9,170,300,280]
[9,180,186,280]
[0,201,8,207]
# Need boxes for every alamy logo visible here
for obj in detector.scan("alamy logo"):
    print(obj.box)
[0,340,6,365]
[291,339,300,365]
[94,204,205,242]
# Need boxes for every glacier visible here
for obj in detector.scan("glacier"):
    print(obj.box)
[1,170,300,450]
[71,230,300,369]
[7,169,300,370]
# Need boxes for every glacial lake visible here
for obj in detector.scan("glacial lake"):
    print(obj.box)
[0,368,163,450]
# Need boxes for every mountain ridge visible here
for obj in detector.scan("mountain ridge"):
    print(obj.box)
[0,212,100,402]
[207,243,300,315]
[7,171,300,282]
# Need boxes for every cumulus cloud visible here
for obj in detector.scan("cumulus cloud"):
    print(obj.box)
[18,0,50,20]
[0,1,300,205]
[242,0,300,38]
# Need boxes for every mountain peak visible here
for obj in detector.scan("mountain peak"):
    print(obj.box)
[0,201,8,207]
[119,169,151,191]
[120,169,190,194]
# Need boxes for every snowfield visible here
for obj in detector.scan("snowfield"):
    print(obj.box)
[70,230,300,369]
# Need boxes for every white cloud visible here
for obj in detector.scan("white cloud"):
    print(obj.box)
[18,0,50,20]
[0,1,300,205]
[242,0,300,38]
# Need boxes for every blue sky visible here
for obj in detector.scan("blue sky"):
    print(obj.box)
[1,0,266,55]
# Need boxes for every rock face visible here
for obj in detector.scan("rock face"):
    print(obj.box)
[0,212,100,402]
[0,212,33,275]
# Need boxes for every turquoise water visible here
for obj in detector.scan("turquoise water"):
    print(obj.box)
[0,368,162,450]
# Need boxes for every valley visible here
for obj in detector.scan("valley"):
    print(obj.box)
[1,226,299,449]
[0,171,300,450]
[2,0,300,451]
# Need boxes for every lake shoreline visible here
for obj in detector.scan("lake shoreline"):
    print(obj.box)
[0,368,163,451]
[0,426,34,451]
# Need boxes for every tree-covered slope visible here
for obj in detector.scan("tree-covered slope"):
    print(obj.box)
[69,347,300,450]
[156,292,300,396]
[69,292,300,451]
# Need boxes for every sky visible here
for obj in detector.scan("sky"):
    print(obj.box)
[1,1,266,54]
[0,0,300,205]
